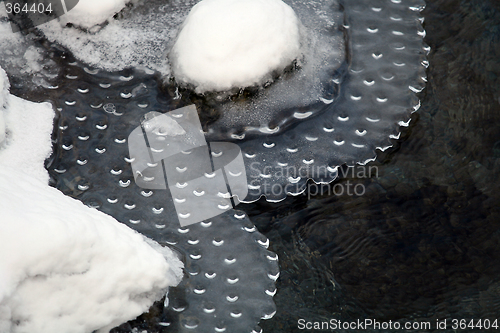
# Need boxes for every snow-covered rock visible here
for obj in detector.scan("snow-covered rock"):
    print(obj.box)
[170,0,302,93]
[0,165,183,333]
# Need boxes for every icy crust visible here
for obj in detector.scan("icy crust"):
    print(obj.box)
[0,165,183,333]
[237,0,428,202]
[41,68,280,332]
[37,0,343,88]
[170,0,301,93]
[38,0,197,74]
[205,0,344,140]
[60,0,133,29]
[36,0,426,206]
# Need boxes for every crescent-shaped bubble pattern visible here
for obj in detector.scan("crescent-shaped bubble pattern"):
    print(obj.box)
[239,0,428,202]
[44,66,278,332]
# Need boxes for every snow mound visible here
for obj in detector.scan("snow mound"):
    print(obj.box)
[0,165,183,333]
[60,0,132,29]
[170,0,301,93]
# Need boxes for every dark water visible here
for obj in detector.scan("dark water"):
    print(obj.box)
[243,0,500,331]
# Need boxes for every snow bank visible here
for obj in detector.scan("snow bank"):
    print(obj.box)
[0,165,183,333]
[38,0,191,73]
[60,0,132,29]
[0,67,54,182]
[169,0,301,93]
[0,67,184,333]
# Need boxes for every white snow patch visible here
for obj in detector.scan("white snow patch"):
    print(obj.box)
[0,67,54,182]
[197,0,344,124]
[60,0,131,29]
[0,165,183,333]
[170,0,301,93]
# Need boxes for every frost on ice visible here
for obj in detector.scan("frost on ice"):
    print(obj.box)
[37,0,183,73]
[0,5,60,90]
[170,0,302,93]
[59,0,133,29]
[0,66,184,333]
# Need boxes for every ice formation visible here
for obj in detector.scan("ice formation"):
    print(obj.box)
[170,0,301,93]
[0,5,60,91]
[204,0,344,139]
[235,0,428,202]
[0,66,184,333]
[38,0,190,73]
